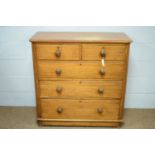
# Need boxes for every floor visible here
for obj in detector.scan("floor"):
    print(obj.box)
[0,107,155,129]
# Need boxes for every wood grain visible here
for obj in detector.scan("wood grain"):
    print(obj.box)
[39,80,123,99]
[119,44,130,119]
[38,61,125,80]
[40,99,120,120]
[30,32,132,43]
[32,44,41,117]
[38,120,121,127]
[82,44,126,60]
[35,43,80,60]
[30,32,131,127]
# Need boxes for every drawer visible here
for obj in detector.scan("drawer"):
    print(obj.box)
[40,99,120,120]
[38,61,125,80]
[39,80,122,99]
[82,44,126,60]
[35,44,80,60]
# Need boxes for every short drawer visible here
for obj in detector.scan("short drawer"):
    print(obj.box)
[82,44,127,60]
[39,80,122,99]
[38,61,125,80]
[40,99,120,120]
[35,44,80,60]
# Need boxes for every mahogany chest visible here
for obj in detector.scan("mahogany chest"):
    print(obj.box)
[30,32,131,127]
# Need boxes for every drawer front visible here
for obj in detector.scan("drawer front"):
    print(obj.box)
[38,61,125,80]
[40,99,120,120]
[82,44,126,60]
[39,81,122,99]
[35,44,80,60]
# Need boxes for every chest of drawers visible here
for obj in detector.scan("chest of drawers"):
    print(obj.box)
[30,32,131,127]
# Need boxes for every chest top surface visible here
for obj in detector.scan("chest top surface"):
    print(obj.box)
[30,32,132,43]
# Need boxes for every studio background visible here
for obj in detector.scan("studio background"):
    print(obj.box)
[0,26,155,108]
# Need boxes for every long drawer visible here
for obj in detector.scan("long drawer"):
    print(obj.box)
[40,99,120,120]
[39,80,123,99]
[38,61,125,80]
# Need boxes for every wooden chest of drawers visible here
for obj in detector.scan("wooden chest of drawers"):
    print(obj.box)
[30,32,131,127]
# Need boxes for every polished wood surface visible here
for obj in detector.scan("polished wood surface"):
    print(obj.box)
[30,32,132,43]
[40,99,120,120]
[39,80,122,99]
[38,61,125,80]
[35,43,80,60]
[82,44,127,60]
[30,32,131,127]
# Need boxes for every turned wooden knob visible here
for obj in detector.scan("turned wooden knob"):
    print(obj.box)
[55,68,62,75]
[99,68,105,76]
[55,47,61,57]
[98,88,104,94]
[56,86,63,93]
[100,48,106,58]
[57,107,63,113]
[97,108,103,114]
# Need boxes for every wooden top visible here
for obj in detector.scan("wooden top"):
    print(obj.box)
[30,32,132,43]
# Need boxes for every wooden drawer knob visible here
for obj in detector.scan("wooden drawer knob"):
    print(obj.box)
[57,107,63,113]
[98,88,104,94]
[55,47,61,57]
[99,68,105,75]
[97,108,103,114]
[56,86,63,93]
[55,68,62,75]
[100,48,106,58]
